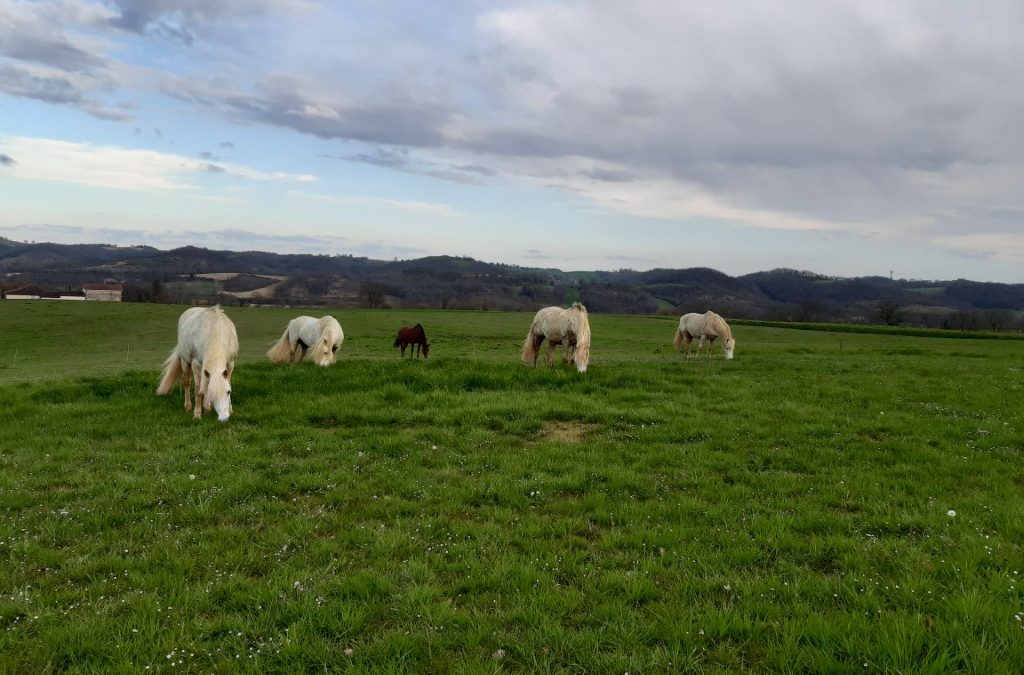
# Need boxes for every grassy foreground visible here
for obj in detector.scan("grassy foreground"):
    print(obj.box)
[1,302,1022,673]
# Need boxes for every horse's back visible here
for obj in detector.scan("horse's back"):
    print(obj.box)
[178,306,237,360]
[532,306,571,340]
[398,324,423,342]
[679,312,705,335]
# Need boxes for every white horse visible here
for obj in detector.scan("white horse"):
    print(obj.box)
[266,315,344,366]
[521,302,592,373]
[674,311,736,360]
[156,305,238,421]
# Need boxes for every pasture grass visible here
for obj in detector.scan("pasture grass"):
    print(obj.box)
[1,302,1023,672]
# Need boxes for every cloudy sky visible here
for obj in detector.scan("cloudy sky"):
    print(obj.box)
[1,1,1023,281]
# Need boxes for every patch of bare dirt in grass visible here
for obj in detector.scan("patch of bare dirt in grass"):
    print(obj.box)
[538,420,601,443]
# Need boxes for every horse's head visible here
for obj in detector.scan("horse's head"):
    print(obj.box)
[203,365,233,422]
[573,342,590,373]
[315,321,343,366]
[724,338,736,360]
[315,335,339,366]
[422,342,430,359]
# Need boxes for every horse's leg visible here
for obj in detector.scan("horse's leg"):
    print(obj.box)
[415,342,421,358]
[546,340,556,366]
[401,343,407,357]
[684,333,693,359]
[227,362,234,415]
[182,359,193,412]
[706,336,716,361]
[192,359,204,418]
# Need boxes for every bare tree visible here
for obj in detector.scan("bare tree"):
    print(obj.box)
[361,282,386,309]
[984,309,1012,332]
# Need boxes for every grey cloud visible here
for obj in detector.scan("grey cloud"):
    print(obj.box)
[606,254,655,264]
[452,164,495,177]
[199,151,218,160]
[0,2,108,72]
[523,249,550,260]
[1,34,106,72]
[152,71,456,149]
[219,141,235,148]
[0,62,130,121]
[0,154,15,166]
[203,163,226,173]
[106,0,302,43]
[322,149,486,185]
[583,168,634,183]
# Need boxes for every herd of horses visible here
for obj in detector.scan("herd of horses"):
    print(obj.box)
[156,304,735,421]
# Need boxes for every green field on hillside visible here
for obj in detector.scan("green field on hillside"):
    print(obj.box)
[1,302,1022,672]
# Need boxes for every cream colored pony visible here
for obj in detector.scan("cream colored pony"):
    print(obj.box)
[521,302,591,372]
[266,315,344,366]
[674,311,736,360]
[156,305,238,421]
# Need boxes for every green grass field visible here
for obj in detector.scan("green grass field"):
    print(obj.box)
[1,302,1022,673]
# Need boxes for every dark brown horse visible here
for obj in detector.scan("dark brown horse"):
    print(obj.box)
[394,324,430,359]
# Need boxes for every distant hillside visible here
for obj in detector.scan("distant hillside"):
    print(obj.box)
[1,240,1021,330]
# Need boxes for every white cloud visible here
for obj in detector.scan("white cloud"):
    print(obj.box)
[932,233,1024,262]
[1,135,317,191]
[287,190,462,217]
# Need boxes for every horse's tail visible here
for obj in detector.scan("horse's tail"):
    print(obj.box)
[521,323,540,364]
[673,327,684,352]
[155,350,182,395]
[572,304,591,373]
[266,327,293,363]
[393,335,401,348]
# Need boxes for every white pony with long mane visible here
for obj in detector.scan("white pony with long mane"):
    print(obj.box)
[156,305,238,421]
[674,311,736,360]
[521,302,591,373]
[266,315,344,366]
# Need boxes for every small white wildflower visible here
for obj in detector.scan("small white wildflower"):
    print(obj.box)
[947,510,956,517]
[189,474,196,480]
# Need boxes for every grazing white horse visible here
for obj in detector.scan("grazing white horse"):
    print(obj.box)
[521,302,592,373]
[266,315,344,366]
[156,305,238,421]
[674,311,736,360]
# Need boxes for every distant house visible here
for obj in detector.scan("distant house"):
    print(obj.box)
[4,283,121,301]
[5,284,46,300]
[83,283,123,301]
[5,285,90,300]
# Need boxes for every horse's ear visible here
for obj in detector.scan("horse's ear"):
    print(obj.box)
[222,369,228,378]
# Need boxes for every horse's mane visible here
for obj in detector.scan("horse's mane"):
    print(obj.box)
[706,311,732,340]
[569,303,591,369]
[198,306,236,404]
